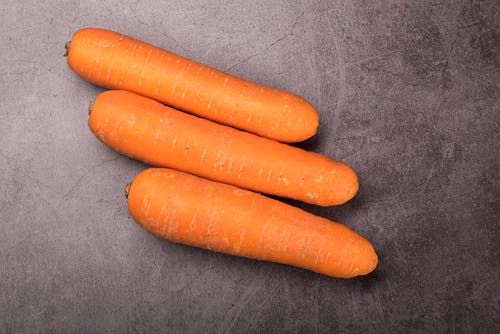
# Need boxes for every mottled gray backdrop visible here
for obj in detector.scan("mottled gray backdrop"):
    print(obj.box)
[1,0,499,333]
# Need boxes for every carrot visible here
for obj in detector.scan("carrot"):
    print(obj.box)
[89,90,358,206]
[126,168,377,278]
[66,27,319,143]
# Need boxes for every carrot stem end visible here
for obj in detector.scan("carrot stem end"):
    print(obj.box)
[64,41,71,57]
[88,99,95,116]
[124,183,131,199]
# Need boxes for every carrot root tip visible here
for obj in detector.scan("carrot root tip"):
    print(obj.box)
[124,183,131,199]
[64,41,71,57]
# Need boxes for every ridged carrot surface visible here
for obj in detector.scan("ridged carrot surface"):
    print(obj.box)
[127,168,377,278]
[89,90,358,206]
[67,27,319,143]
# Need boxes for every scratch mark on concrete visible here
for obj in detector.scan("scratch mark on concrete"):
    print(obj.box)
[458,21,481,29]
[341,51,400,69]
[244,279,283,333]
[421,160,438,194]
[441,34,459,88]
[225,10,307,71]
[314,278,319,333]
[218,275,264,334]
[62,156,120,199]
[137,18,190,56]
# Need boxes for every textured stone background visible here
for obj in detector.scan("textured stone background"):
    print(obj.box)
[1,0,499,332]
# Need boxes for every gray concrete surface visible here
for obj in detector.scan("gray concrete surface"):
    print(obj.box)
[1,0,499,332]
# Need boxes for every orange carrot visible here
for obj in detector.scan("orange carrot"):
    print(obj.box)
[89,90,358,206]
[126,168,377,278]
[66,27,319,143]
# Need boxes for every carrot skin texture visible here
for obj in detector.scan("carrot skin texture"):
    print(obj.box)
[127,168,378,279]
[89,90,359,206]
[67,27,319,143]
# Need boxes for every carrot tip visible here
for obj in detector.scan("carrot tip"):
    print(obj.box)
[124,183,131,199]
[64,41,71,57]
